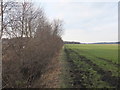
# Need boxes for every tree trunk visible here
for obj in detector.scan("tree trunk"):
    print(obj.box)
[0,0,3,39]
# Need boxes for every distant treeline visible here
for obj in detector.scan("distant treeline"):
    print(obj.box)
[64,41,120,44]
[64,41,81,44]
[88,42,120,44]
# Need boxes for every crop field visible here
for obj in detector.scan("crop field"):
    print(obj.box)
[63,44,119,88]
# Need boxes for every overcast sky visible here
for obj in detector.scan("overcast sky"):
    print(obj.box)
[35,0,118,43]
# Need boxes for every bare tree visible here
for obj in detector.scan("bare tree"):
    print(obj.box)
[0,0,3,39]
[0,1,17,38]
[52,19,63,37]
[2,1,45,38]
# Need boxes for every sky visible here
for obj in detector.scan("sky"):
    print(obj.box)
[14,0,119,43]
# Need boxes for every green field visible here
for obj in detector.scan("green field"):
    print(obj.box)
[62,44,119,88]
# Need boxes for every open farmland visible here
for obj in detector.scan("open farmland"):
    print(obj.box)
[62,44,119,88]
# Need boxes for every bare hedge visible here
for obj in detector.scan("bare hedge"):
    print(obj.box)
[2,1,64,88]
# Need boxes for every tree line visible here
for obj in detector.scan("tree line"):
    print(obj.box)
[1,0,63,39]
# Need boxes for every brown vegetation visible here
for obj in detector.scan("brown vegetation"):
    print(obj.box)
[1,1,63,88]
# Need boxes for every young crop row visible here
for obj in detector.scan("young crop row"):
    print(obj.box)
[66,44,118,64]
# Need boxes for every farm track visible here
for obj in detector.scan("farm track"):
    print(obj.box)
[64,49,83,88]
[65,48,119,88]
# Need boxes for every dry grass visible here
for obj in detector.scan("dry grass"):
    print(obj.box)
[33,52,62,88]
